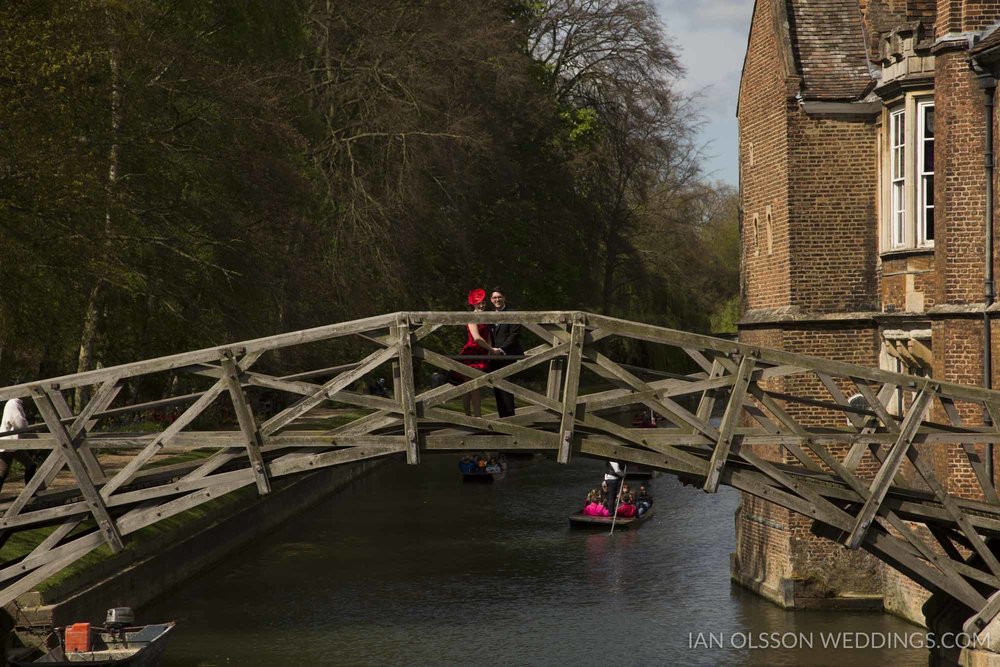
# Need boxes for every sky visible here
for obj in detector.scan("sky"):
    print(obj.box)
[653,0,754,186]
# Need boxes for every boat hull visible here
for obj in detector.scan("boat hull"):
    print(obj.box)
[11,622,175,667]
[568,508,654,530]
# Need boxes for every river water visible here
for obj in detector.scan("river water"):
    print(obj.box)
[144,455,931,666]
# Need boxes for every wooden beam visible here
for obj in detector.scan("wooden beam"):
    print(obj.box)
[260,344,398,436]
[556,322,585,464]
[939,396,1000,505]
[395,320,419,464]
[704,355,756,493]
[31,388,124,553]
[221,353,272,495]
[846,388,931,550]
[102,351,263,497]
[47,388,107,483]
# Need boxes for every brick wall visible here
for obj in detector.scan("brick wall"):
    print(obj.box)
[937,0,1000,34]
[739,0,1000,623]
[740,0,791,311]
[935,51,987,306]
[879,254,936,312]
[787,113,879,313]
[736,325,886,599]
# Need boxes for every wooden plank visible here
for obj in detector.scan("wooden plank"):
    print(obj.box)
[582,350,720,440]
[261,344,398,436]
[843,382,897,473]
[695,360,723,423]
[31,389,124,553]
[221,353,272,495]
[747,386,824,473]
[585,312,999,405]
[846,389,931,549]
[5,379,123,520]
[791,423,986,605]
[556,322,585,464]
[268,443,405,476]
[395,320,419,464]
[546,357,566,402]
[47,388,107,483]
[424,407,559,445]
[0,312,400,401]
[100,350,264,498]
[965,588,1000,638]
[853,379,901,434]
[939,396,1000,505]
[703,355,756,493]
[903,442,1000,578]
[413,344,567,409]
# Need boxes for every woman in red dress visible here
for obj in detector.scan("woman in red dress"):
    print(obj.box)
[455,288,500,416]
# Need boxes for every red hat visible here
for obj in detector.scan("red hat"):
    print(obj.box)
[467,288,486,306]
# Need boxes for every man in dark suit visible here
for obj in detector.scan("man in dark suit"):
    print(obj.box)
[489,287,523,418]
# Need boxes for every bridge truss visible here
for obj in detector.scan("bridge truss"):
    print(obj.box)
[2,311,1000,635]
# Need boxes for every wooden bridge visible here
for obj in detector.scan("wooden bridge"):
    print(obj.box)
[2,311,1000,637]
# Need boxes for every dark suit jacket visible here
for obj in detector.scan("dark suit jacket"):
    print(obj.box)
[492,311,523,358]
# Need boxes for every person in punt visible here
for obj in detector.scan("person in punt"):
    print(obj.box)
[583,490,609,517]
[636,483,653,516]
[458,455,476,474]
[615,485,637,518]
[603,461,625,514]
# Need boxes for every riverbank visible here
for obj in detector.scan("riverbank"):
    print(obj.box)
[7,457,385,630]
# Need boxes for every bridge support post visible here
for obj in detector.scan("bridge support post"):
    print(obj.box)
[703,354,755,493]
[221,352,272,495]
[395,319,419,465]
[557,319,585,464]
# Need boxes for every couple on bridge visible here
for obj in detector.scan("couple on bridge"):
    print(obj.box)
[455,287,523,417]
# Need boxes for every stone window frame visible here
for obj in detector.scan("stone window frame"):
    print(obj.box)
[879,328,933,417]
[880,93,935,254]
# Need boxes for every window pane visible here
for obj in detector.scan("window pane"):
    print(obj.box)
[924,108,934,138]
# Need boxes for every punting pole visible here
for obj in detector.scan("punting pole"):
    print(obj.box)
[609,464,628,535]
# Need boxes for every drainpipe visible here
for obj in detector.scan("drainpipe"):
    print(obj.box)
[975,63,996,485]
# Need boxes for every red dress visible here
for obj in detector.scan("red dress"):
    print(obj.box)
[452,323,491,383]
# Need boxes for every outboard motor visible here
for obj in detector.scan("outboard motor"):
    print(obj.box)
[105,607,135,645]
[105,607,134,630]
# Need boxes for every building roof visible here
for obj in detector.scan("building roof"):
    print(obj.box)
[787,0,874,100]
[971,23,1000,57]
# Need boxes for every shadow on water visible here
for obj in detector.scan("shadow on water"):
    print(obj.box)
[143,454,931,667]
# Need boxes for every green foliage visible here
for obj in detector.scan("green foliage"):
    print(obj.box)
[0,0,740,388]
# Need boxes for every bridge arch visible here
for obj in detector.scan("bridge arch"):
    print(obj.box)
[1,312,1000,638]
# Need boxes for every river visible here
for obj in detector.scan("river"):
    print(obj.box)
[143,454,930,666]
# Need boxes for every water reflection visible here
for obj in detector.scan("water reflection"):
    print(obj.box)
[144,454,930,667]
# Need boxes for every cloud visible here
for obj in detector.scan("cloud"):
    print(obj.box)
[653,0,753,184]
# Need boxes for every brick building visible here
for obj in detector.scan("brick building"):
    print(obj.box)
[737,0,1000,623]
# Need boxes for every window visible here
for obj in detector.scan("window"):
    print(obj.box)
[917,101,934,245]
[882,97,934,251]
[890,108,906,248]
[752,213,760,257]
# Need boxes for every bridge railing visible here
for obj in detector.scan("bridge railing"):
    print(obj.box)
[3,311,1000,637]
